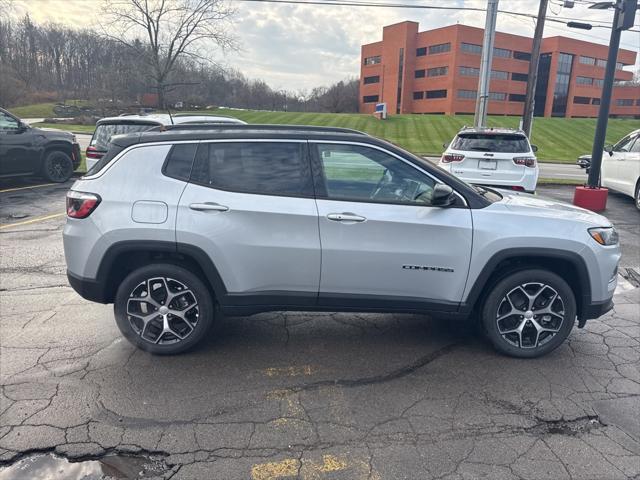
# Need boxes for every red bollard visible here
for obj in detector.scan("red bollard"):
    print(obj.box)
[573,186,608,212]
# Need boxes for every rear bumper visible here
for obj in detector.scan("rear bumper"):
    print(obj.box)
[439,163,538,191]
[72,142,82,169]
[67,270,109,303]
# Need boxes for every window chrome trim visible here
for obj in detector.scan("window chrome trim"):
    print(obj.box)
[308,140,469,207]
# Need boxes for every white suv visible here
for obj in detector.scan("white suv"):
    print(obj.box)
[602,129,640,210]
[63,125,620,358]
[439,127,539,193]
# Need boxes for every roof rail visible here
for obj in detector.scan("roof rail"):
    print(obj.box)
[148,123,369,135]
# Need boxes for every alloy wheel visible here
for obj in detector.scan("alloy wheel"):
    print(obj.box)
[47,154,72,182]
[126,277,199,345]
[495,282,565,349]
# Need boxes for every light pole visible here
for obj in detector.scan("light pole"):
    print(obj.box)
[573,0,637,211]
[474,0,499,127]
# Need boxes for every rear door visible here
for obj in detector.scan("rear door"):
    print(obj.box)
[176,140,321,306]
[311,142,473,310]
[450,133,531,185]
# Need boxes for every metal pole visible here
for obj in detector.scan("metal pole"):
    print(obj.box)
[587,2,622,188]
[521,0,549,138]
[474,0,499,127]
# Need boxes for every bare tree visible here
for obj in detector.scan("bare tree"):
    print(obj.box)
[101,0,236,108]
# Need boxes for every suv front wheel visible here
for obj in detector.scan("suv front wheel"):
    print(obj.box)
[114,264,215,354]
[481,269,576,358]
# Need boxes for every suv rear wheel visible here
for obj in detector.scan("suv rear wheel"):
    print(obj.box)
[481,269,576,358]
[42,150,73,182]
[114,264,215,354]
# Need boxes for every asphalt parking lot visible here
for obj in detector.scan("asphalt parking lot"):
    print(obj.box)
[0,179,638,480]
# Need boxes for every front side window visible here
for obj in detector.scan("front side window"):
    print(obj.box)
[191,142,312,197]
[613,135,636,152]
[315,144,436,206]
[0,111,20,132]
[452,133,530,153]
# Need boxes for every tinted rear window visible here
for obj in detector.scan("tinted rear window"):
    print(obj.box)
[452,133,530,153]
[91,123,158,151]
[191,142,313,197]
[163,144,198,181]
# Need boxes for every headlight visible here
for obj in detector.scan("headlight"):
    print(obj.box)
[588,227,618,246]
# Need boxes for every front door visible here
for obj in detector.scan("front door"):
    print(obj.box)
[0,110,35,176]
[176,140,321,307]
[311,142,473,310]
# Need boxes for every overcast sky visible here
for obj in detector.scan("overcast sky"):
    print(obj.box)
[12,0,640,91]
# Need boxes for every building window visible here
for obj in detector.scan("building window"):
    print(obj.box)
[363,95,379,103]
[457,89,477,99]
[513,51,531,61]
[615,62,623,70]
[596,59,607,68]
[552,52,574,117]
[364,55,381,66]
[576,76,593,85]
[573,96,591,104]
[534,53,552,116]
[415,69,425,78]
[493,47,511,58]
[491,70,509,80]
[512,72,528,82]
[428,43,451,54]
[616,99,634,106]
[579,56,596,65]
[427,66,448,77]
[397,47,404,114]
[426,89,447,99]
[461,42,482,55]
[509,94,526,102]
[416,47,427,57]
[460,66,480,76]
[594,79,604,87]
[413,91,424,100]
[637,99,640,106]
[489,92,507,101]
[592,98,601,105]
[363,75,380,85]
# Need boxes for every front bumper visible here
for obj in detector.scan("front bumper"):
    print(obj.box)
[578,297,614,327]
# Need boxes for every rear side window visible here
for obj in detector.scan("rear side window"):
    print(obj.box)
[452,133,530,153]
[163,144,198,181]
[190,142,313,197]
[91,123,158,151]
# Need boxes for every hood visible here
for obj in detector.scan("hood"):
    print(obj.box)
[492,189,612,226]
[32,126,75,141]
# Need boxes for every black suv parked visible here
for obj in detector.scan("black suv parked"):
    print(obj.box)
[0,107,81,182]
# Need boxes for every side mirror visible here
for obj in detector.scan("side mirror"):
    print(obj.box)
[531,144,538,152]
[442,143,448,149]
[431,184,455,207]
[604,144,613,156]
[16,122,28,132]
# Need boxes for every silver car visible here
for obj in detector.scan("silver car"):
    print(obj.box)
[64,125,620,358]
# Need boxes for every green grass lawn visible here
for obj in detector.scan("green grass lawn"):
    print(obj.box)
[9,101,88,118]
[29,107,639,163]
[35,122,96,134]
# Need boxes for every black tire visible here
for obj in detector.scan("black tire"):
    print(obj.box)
[635,181,640,211]
[114,264,215,355]
[42,150,73,182]
[481,269,576,358]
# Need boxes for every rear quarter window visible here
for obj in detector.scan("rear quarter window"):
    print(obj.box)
[163,144,198,181]
[452,133,530,153]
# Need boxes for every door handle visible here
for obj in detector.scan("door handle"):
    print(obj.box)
[189,202,229,212]
[327,213,366,222]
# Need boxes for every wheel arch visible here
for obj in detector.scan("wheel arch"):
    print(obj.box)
[462,248,591,322]
[92,241,227,304]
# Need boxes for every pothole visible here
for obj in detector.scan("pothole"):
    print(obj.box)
[8,213,29,219]
[0,453,169,479]
[526,416,603,436]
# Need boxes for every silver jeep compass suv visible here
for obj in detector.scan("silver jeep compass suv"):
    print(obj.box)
[63,125,620,358]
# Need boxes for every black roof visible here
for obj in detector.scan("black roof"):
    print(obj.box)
[110,124,370,149]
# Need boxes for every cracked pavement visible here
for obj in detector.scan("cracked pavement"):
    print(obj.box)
[0,182,639,479]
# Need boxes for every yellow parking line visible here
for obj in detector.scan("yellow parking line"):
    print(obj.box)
[0,183,57,194]
[0,213,65,230]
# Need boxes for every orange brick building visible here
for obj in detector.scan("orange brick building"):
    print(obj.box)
[359,22,639,118]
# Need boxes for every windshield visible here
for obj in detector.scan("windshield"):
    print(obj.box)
[91,123,158,151]
[452,133,530,153]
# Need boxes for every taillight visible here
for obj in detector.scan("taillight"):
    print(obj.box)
[441,154,465,163]
[86,146,104,159]
[67,191,101,219]
[513,157,536,167]
[511,186,525,191]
